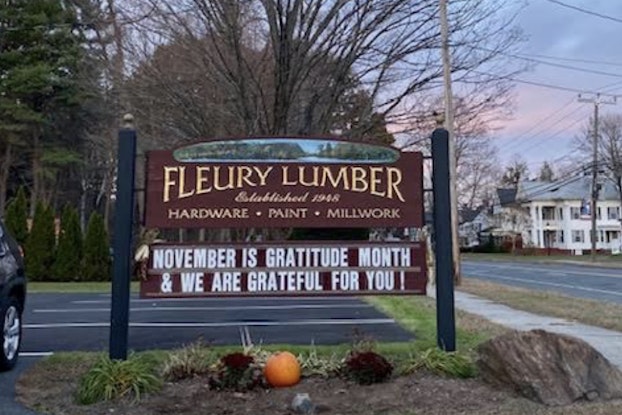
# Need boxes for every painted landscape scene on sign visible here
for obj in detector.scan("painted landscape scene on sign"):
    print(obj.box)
[173,138,399,164]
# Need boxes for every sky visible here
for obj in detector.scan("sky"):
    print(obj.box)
[492,0,622,171]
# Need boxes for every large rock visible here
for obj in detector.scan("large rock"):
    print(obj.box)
[477,329,622,406]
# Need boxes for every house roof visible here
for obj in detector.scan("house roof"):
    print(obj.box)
[497,188,517,206]
[518,176,619,202]
[459,207,485,224]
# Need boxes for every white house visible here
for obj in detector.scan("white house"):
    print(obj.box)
[458,207,492,247]
[517,176,622,254]
[490,188,531,247]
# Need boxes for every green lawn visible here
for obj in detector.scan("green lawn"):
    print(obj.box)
[366,295,506,354]
[28,281,140,293]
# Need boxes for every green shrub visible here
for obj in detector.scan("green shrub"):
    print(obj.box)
[25,202,56,281]
[162,341,217,381]
[208,352,265,391]
[343,351,393,385]
[83,212,110,281]
[4,187,28,245]
[76,354,162,405]
[406,348,476,378]
[52,205,83,281]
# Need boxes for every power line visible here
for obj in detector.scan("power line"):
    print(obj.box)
[503,98,574,142]
[486,166,596,213]
[470,47,622,79]
[511,52,622,68]
[501,104,586,154]
[469,70,617,95]
[545,0,622,24]
[508,112,586,155]
[514,160,602,201]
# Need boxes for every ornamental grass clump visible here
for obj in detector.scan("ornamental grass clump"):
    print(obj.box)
[208,352,265,391]
[407,348,476,378]
[297,347,343,378]
[76,354,162,405]
[162,341,217,381]
[343,351,393,385]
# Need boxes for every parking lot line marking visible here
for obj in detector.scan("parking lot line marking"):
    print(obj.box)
[34,304,374,313]
[23,318,395,329]
[21,352,54,357]
[71,297,362,304]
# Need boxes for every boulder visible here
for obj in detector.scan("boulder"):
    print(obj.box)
[477,329,622,406]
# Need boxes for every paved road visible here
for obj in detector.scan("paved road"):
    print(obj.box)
[462,260,622,303]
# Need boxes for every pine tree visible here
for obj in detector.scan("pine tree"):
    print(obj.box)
[25,202,56,281]
[0,1,88,212]
[52,205,83,281]
[4,187,28,245]
[83,212,110,281]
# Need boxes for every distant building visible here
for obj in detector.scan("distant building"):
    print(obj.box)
[490,188,529,249]
[458,206,492,248]
[517,176,621,254]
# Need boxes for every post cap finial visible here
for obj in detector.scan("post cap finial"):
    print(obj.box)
[123,113,135,129]
[433,111,445,127]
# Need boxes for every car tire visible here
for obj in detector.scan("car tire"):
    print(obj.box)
[0,296,22,371]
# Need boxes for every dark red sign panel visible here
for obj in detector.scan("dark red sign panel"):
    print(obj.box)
[144,138,423,228]
[140,242,427,298]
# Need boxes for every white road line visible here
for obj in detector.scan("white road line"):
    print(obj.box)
[21,352,54,357]
[72,297,362,305]
[465,262,622,279]
[34,304,373,313]
[483,275,622,297]
[23,318,395,329]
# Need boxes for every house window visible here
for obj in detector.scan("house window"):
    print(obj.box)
[558,207,564,220]
[597,207,602,220]
[570,207,581,220]
[542,206,555,220]
[552,230,564,243]
[608,207,620,220]
[571,230,585,243]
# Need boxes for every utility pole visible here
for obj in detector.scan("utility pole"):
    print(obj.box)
[578,93,616,262]
[439,0,461,284]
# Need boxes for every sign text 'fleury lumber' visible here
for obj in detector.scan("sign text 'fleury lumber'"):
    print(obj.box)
[144,138,424,228]
[140,243,427,297]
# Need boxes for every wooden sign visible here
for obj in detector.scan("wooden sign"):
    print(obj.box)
[140,242,427,298]
[144,138,424,228]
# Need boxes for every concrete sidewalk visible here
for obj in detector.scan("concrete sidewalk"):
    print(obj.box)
[455,291,622,369]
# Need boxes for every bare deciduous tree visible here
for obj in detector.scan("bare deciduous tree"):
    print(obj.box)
[124,0,523,138]
[112,0,525,241]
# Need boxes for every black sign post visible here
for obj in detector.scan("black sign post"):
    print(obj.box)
[109,115,137,360]
[431,128,456,351]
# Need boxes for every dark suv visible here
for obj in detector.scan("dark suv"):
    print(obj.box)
[0,220,26,371]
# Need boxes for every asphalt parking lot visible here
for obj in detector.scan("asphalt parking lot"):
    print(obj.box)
[20,293,412,354]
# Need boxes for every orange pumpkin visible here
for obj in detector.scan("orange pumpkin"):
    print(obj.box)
[264,351,301,387]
